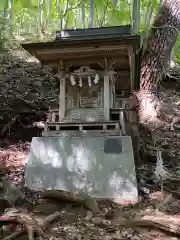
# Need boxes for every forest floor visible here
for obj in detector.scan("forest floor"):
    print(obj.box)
[0,50,180,239]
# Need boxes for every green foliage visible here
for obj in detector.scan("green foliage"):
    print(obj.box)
[174,35,180,63]
[0,0,179,61]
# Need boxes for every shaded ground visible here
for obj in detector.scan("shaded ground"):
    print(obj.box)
[0,50,180,239]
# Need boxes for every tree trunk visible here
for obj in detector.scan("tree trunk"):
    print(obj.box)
[138,0,180,123]
[132,0,140,33]
[81,0,85,28]
[89,0,94,28]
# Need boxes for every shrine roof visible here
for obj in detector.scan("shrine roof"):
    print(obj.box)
[55,25,132,41]
[21,25,140,64]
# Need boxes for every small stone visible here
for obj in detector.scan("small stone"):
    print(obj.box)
[92,217,102,225]
[102,219,111,226]
[140,187,150,194]
[84,211,93,220]
[131,235,140,240]
[122,230,130,237]
[104,207,109,213]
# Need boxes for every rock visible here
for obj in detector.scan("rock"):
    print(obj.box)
[102,219,111,226]
[84,211,93,221]
[122,229,138,239]
[139,186,150,195]
[104,207,109,213]
[131,236,141,240]
[92,217,103,225]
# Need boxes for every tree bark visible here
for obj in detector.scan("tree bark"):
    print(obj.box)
[138,0,180,123]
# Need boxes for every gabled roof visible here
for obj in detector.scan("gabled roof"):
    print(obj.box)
[21,25,140,64]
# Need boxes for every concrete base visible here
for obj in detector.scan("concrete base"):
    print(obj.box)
[25,135,138,204]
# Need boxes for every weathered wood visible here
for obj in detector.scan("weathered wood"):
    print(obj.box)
[34,45,129,55]
[80,83,100,108]
[45,120,118,125]
[104,75,110,120]
[119,100,126,134]
[43,121,120,132]
[42,129,121,137]
[0,208,61,240]
[122,213,180,236]
[55,124,60,131]
[59,77,65,121]
[64,108,104,122]
[128,46,135,90]
[51,112,56,122]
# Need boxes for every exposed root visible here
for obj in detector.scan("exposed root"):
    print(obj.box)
[121,212,180,236]
[163,186,180,200]
[3,230,24,240]
[0,208,61,240]
[166,72,178,81]
[41,190,100,214]
[2,230,24,240]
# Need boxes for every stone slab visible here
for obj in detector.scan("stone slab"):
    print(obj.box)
[25,135,138,204]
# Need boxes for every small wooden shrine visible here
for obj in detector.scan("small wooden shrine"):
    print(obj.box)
[22,25,140,136]
[22,26,141,203]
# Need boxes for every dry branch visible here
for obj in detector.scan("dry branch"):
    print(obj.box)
[41,190,100,214]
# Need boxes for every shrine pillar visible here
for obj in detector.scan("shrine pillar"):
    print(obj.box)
[57,62,66,121]
[104,74,110,120]
[59,77,65,121]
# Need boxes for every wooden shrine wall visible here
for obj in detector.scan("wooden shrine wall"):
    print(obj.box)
[64,78,104,122]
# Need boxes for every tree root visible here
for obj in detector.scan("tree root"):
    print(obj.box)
[121,212,180,236]
[3,230,24,240]
[41,190,100,214]
[0,207,61,240]
[163,186,180,200]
